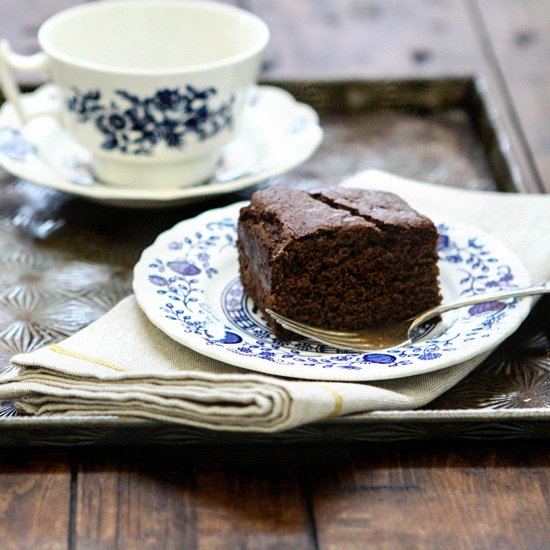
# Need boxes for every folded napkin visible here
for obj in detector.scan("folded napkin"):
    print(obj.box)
[1,170,549,432]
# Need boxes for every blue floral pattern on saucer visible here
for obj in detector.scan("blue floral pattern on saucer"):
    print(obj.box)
[66,86,235,154]
[0,129,36,161]
[0,84,322,207]
[133,202,532,382]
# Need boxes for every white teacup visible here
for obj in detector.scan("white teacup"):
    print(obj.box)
[0,0,269,189]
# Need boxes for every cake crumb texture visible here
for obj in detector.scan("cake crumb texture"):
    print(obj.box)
[237,186,441,338]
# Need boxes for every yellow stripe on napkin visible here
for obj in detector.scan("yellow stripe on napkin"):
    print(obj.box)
[49,344,127,372]
[320,384,344,417]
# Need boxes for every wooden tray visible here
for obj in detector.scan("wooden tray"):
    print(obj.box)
[0,77,548,445]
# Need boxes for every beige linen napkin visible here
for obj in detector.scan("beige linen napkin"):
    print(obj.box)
[1,170,549,432]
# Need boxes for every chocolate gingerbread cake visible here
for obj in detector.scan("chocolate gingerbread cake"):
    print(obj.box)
[237,186,441,338]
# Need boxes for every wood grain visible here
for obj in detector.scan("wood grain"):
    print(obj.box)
[0,449,71,550]
[474,0,550,190]
[69,443,550,550]
[250,0,541,192]
[247,0,483,78]
[72,446,315,549]
[307,442,550,550]
[0,0,83,84]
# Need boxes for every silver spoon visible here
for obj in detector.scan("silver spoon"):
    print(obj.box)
[266,282,550,352]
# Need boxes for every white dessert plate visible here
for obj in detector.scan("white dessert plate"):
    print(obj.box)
[0,85,323,207]
[132,202,532,382]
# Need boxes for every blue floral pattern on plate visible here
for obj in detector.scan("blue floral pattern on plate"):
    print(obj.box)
[66,86,235,155]
[133,202,532,381]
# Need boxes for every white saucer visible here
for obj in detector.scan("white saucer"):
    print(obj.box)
[133,202,532,382]
[0,84,323,207]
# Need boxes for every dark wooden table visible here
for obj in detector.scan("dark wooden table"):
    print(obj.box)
[1,1,550,548]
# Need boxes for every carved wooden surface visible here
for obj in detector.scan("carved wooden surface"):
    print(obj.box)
[1,1,550,548]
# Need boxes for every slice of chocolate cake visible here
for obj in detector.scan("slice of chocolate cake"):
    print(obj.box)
[237,186,441,338]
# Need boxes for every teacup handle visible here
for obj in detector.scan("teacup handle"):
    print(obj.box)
[0,40,52,123]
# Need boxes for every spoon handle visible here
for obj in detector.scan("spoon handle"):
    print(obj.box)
[410,281,550,332]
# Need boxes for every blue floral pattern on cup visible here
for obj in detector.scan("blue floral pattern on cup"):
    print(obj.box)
[66,86,235,155]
